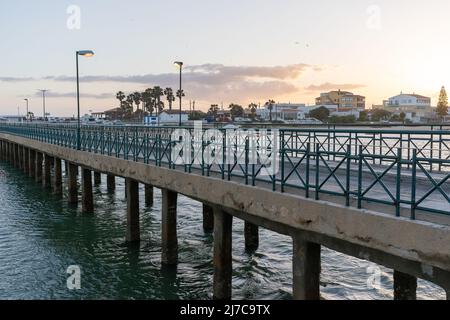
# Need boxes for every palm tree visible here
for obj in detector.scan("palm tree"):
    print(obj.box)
[176,89,185,99]
[265,99,275,122]
[248,103,258,119]
[116,91,125,106]
[126,94,134,111]
[164,87,175,110]
[152,86,165,119]
[142,88,155,116]
[132,92,142,112]
[208,104,220,118]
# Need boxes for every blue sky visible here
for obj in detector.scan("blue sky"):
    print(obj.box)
[1,0,450,116]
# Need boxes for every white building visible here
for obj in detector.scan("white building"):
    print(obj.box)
[144,111,189,125]
[381,93,436,123]
[384,93,431,110]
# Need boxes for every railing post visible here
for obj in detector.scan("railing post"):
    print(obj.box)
[315,143,320,200]
[411,149,417,220]
[396,148,402,217]
[357,145,363,209]
[305,142,310,198]
[345,144,351,206]
[281,130,285,192]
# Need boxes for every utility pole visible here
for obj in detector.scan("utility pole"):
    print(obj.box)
[38,89,49,121]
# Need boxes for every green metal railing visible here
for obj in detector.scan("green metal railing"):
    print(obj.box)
[0,123,449,219]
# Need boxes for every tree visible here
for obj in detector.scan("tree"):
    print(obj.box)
[229,103,244,119]
[309,106,330,122]
[116,91,125,106]
[142,88,155,116]
[152,86,165,116]
[176,89,185,99]
[437,86,448,118]
[208,104,220,118]
[164,88,175,110]
[358,111,368,122]
[248,103,258,119]
[132,92,142,114]
[371,109,391,122]
[265,99,275,122]
[126,94,134,112]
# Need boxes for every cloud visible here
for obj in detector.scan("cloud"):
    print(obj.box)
[305,82,366,92]
[0,76,35,82]
[32,91,113,99]
[3,63,322,104]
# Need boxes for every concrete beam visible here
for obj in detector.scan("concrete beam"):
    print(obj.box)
[161,188,178,265]
[81,168,93,213]
[94,171,101,185]
[244,221,259,252]
[35,152,43,183]
[68,163,78,205]
[394,270,417,300]
[202,204,214,233]
[43,154,52,189]
[53,157,63,195]
[145,184,154,207]
[293,236,321,300]
[213,206,233,300]
[107,174,115,192]
[126,178,140,243]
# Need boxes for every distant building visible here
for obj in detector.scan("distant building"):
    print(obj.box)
[255,103,353,121]
[378,93,436,123]
[103,107,123,120]
[144,110,189,125]
[315,90,365,110]
[383,93,431,111]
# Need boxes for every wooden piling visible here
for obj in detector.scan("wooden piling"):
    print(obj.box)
[394,270,417,300]
[126,178,140,243]
[161,189,178,265]
[292,236,321,300]
[213,206,233,300]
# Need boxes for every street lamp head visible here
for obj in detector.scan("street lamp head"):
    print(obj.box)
[77,50,95,57]
[174,61,183,68]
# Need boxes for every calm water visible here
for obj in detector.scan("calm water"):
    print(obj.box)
[0,161,445,300]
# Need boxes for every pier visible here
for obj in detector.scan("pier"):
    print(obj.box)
[0,123,450,300]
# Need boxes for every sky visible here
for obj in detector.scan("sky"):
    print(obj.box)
[1,0,450,116]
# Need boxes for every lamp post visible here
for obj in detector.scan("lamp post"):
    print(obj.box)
[174,61,183,126]
[76,50,95,150]
[38,89,48,121]
[24,98,29,121]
